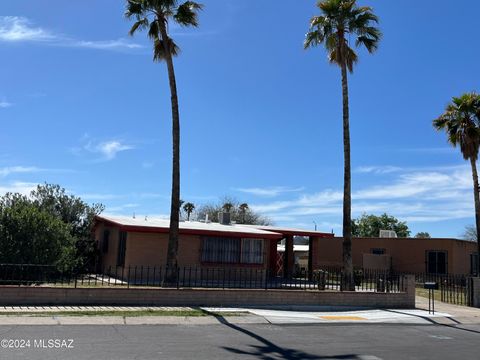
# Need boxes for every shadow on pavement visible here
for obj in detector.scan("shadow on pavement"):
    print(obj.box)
[383,309,480,335]
[201,309,371,360]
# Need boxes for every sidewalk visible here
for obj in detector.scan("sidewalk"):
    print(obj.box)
[0,297,479,326]
[415,296,480,324]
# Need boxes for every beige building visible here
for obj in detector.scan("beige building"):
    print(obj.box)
[313,236,478,275]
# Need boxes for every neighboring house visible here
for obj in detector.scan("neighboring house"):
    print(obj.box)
[314,237,478,275]
[94,215,333,279]
[277,244,309,275]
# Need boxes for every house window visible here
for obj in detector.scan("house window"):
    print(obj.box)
[241,238,264,264]
[371,248,386,255]
[202,237,240,263]
[426,250,447,274]
[102,230,109,254]
[201,237,264,264]
[471,253,478,276]
[117,231,127,267]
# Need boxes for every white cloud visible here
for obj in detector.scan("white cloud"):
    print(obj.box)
[78,138,135,161]
[399,147,456,154]
[72,39,143,50]
[235,186,305,197]
[0,99,12,108]
[251,164,475,227]
[105,203,140,212]
[96,141,134,160]
[80,193,123,201]
[0,16,142,51]
[0,16,54,42]
[355,165,402,174]
[0,166,42,177]
[0,181,37,196]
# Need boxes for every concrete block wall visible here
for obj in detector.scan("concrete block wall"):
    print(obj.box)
[0,275,415,308]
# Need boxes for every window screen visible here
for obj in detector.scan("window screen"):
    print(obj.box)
[117,231,127,267]
[202,237,240,263]
[241,238,264,264]
[426,250,447,274]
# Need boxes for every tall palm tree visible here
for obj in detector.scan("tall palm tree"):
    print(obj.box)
[125,0,203,271]
[433,92,480,275]
[304,0,381,290]
[239,203,249,224]
[183,202,195,221]
[222,202,234,213]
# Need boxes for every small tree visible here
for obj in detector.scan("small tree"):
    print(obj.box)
[414,232,431,238]
[352,213,410,238]
[0,193,75,268]
[197,198,271,225]
[463,225,478,242]
[30,184,104,270]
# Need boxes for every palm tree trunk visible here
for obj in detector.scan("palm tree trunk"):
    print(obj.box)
[159,24,180,275]
[470,157,480,276]
[340,40,354,291]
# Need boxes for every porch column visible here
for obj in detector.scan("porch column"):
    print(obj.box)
[268,239,278,275]
[284,235,294,279]
[308,236,313,281]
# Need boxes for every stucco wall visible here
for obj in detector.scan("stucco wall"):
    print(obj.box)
[314,237,477,274]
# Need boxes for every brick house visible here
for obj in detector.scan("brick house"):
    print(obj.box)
[94,215,333,279]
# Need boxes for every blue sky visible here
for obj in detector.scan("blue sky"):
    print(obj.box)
[0,0,479,237]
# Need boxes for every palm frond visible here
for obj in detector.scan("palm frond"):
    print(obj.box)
[355,35,378,53]
[148,19,160,39]
[304,30,323,49]
[129,17,150,36]
[174,1,203,27]
[125,0,144,19]
[433,92,480,160]
[306,0,380,72]
[125,0,202,62]
[153,36,180,61]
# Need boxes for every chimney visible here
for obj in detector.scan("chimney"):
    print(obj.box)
[218,211,231,225]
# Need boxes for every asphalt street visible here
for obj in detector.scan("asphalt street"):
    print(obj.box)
[0,322,479,360]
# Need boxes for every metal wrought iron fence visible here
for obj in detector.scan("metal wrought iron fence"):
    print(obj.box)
[413,272,473,306]
[0,263,407,293]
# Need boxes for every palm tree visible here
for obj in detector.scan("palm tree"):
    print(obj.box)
[222,202,234,213]
[239,203,249,224]
[125,0,203,271]
[433,92,480,275]
[183,202,195,221]
[304,0,381,290]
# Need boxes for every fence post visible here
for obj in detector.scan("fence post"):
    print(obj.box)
[264,269,268,290]
[471,277,480,308]
[177,267,180,290]
[404,275,415,308]
[127,266,131,289]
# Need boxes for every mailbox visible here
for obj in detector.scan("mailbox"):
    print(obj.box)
[424,282,439,290]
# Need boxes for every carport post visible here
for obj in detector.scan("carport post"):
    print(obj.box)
[308,236,313,281]
[284,235,294,279]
